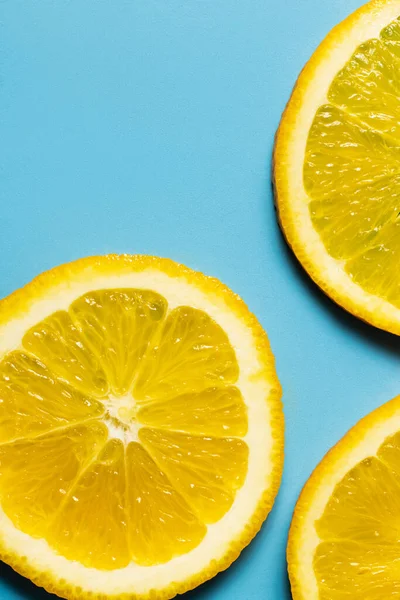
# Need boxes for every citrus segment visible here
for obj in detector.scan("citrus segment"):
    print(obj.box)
[305,18,400,270]
[315,541,400,600]
[382,16,400,59]
[70,289,167,396]
[0,255,282,600]
[316,454,400,544]
[346,220,400,307]
[328,37,400,137]
[0,422,108,538]
[140,428,248,523]
[134,306,239,402]
[137,386,248,437]
[0,351,105,443]
[376,430,400,475]
[275,0,400,333]
[314,441,400,597]
[22,311,109,398]
[306,106,400,259]
[48,438,129,570]
[125,442,206,566]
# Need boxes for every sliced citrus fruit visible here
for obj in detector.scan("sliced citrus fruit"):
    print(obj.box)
[288,394,400,599]
[274,0,400,334]
[0,255,283,599]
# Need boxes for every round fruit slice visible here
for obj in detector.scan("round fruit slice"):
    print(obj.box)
[0,255,283,600]
[274,0,400,335]
[288,395,400,599]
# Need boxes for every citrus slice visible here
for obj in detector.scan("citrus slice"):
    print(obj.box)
[0,255,283,599]
[274,0,400,334]
[288,395,400,599]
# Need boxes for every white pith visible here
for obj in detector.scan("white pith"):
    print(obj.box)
[0,267,278,596]
[102,395,141,443]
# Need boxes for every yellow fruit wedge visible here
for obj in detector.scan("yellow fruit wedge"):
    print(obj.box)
[0,255,283,600]
[288,395,400,600]
[274,0,400,334]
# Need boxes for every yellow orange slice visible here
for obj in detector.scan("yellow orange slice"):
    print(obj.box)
[275,0,400,334]
[288,395,400,599]
[0,254,283,599]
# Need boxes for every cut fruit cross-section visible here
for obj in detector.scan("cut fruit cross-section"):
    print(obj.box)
[288,394,400,600]
[274,0,400,334]
[0,254,283,600]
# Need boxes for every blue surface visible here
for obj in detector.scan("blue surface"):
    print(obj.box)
[1,1,400,598]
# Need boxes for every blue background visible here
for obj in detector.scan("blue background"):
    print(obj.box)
[1,0,399,598]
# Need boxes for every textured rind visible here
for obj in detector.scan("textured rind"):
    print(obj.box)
[0,254,284,600]
[288,394,400,600]
[273,0,400,336]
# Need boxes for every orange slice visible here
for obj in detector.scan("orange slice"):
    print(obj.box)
[288,395,400,599]
[0,254,283,599]
[275,0,400,334]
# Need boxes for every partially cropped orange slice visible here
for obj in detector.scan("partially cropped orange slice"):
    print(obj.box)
[275,0,400,334]
[288,395,400,600]
[0,254,283,599]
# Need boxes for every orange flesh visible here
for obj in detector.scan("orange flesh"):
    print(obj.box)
[304,16,400,308]
[0,289,248,569]
[314,431,400,598]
